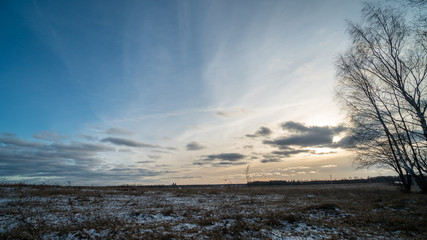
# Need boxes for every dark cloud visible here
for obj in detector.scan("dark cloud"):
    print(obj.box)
[281,121,310,132]
[194,153,246,166]
[136,160,155,164]
[282,121,347,134]
[147,155,162,160]
[186,141,205,151]
[0,136,44,148]
[331,135,355,149]
[257,127,273,136]
[204,153,245,162]
[271,149,311,157]
[106,127,133,136]
[264,136,330,148]
[260,158,282,163]
[282,121,346,134]
[33,131,68,141]
[0,134,168,185]
[0,138,113,169]
[257,122,350,163]
[246,127,272,138]
[264,122,347,149]
[50,142,114,152]
[101,137,159,148]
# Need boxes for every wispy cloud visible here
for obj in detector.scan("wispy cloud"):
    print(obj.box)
[170,176,201,180]
[1,0,367,184]
[106,127,133,136]
[33,131,68,141]
[136,160,155,164]
[215,109,249,118]
[321,164,338,168]
[101,137,160,148]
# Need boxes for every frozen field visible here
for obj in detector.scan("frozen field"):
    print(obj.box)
[0,183,426,239]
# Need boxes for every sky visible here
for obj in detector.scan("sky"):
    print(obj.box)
[0,0,393,185]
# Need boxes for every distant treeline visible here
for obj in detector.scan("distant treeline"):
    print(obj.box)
[247,176,400,186]
[0,176,401,188]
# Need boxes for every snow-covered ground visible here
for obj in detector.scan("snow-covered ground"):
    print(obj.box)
[0,184,424,239]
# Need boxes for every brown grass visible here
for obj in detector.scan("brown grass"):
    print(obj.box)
[0,183,426,239]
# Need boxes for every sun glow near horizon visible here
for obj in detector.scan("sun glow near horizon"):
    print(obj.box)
[0,0,373,185]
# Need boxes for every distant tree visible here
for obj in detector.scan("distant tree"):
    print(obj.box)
[336,2,427,192]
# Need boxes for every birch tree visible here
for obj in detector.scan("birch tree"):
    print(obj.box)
[336,2,427,192]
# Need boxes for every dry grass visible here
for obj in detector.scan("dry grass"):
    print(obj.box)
[0,183,426,239]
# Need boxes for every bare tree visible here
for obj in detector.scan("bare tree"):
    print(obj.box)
[336,2,427,192]
[406,0,427,6]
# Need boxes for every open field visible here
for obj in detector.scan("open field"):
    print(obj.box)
[0,183,426,239]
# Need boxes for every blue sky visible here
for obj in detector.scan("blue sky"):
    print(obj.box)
[0,0,391,185]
